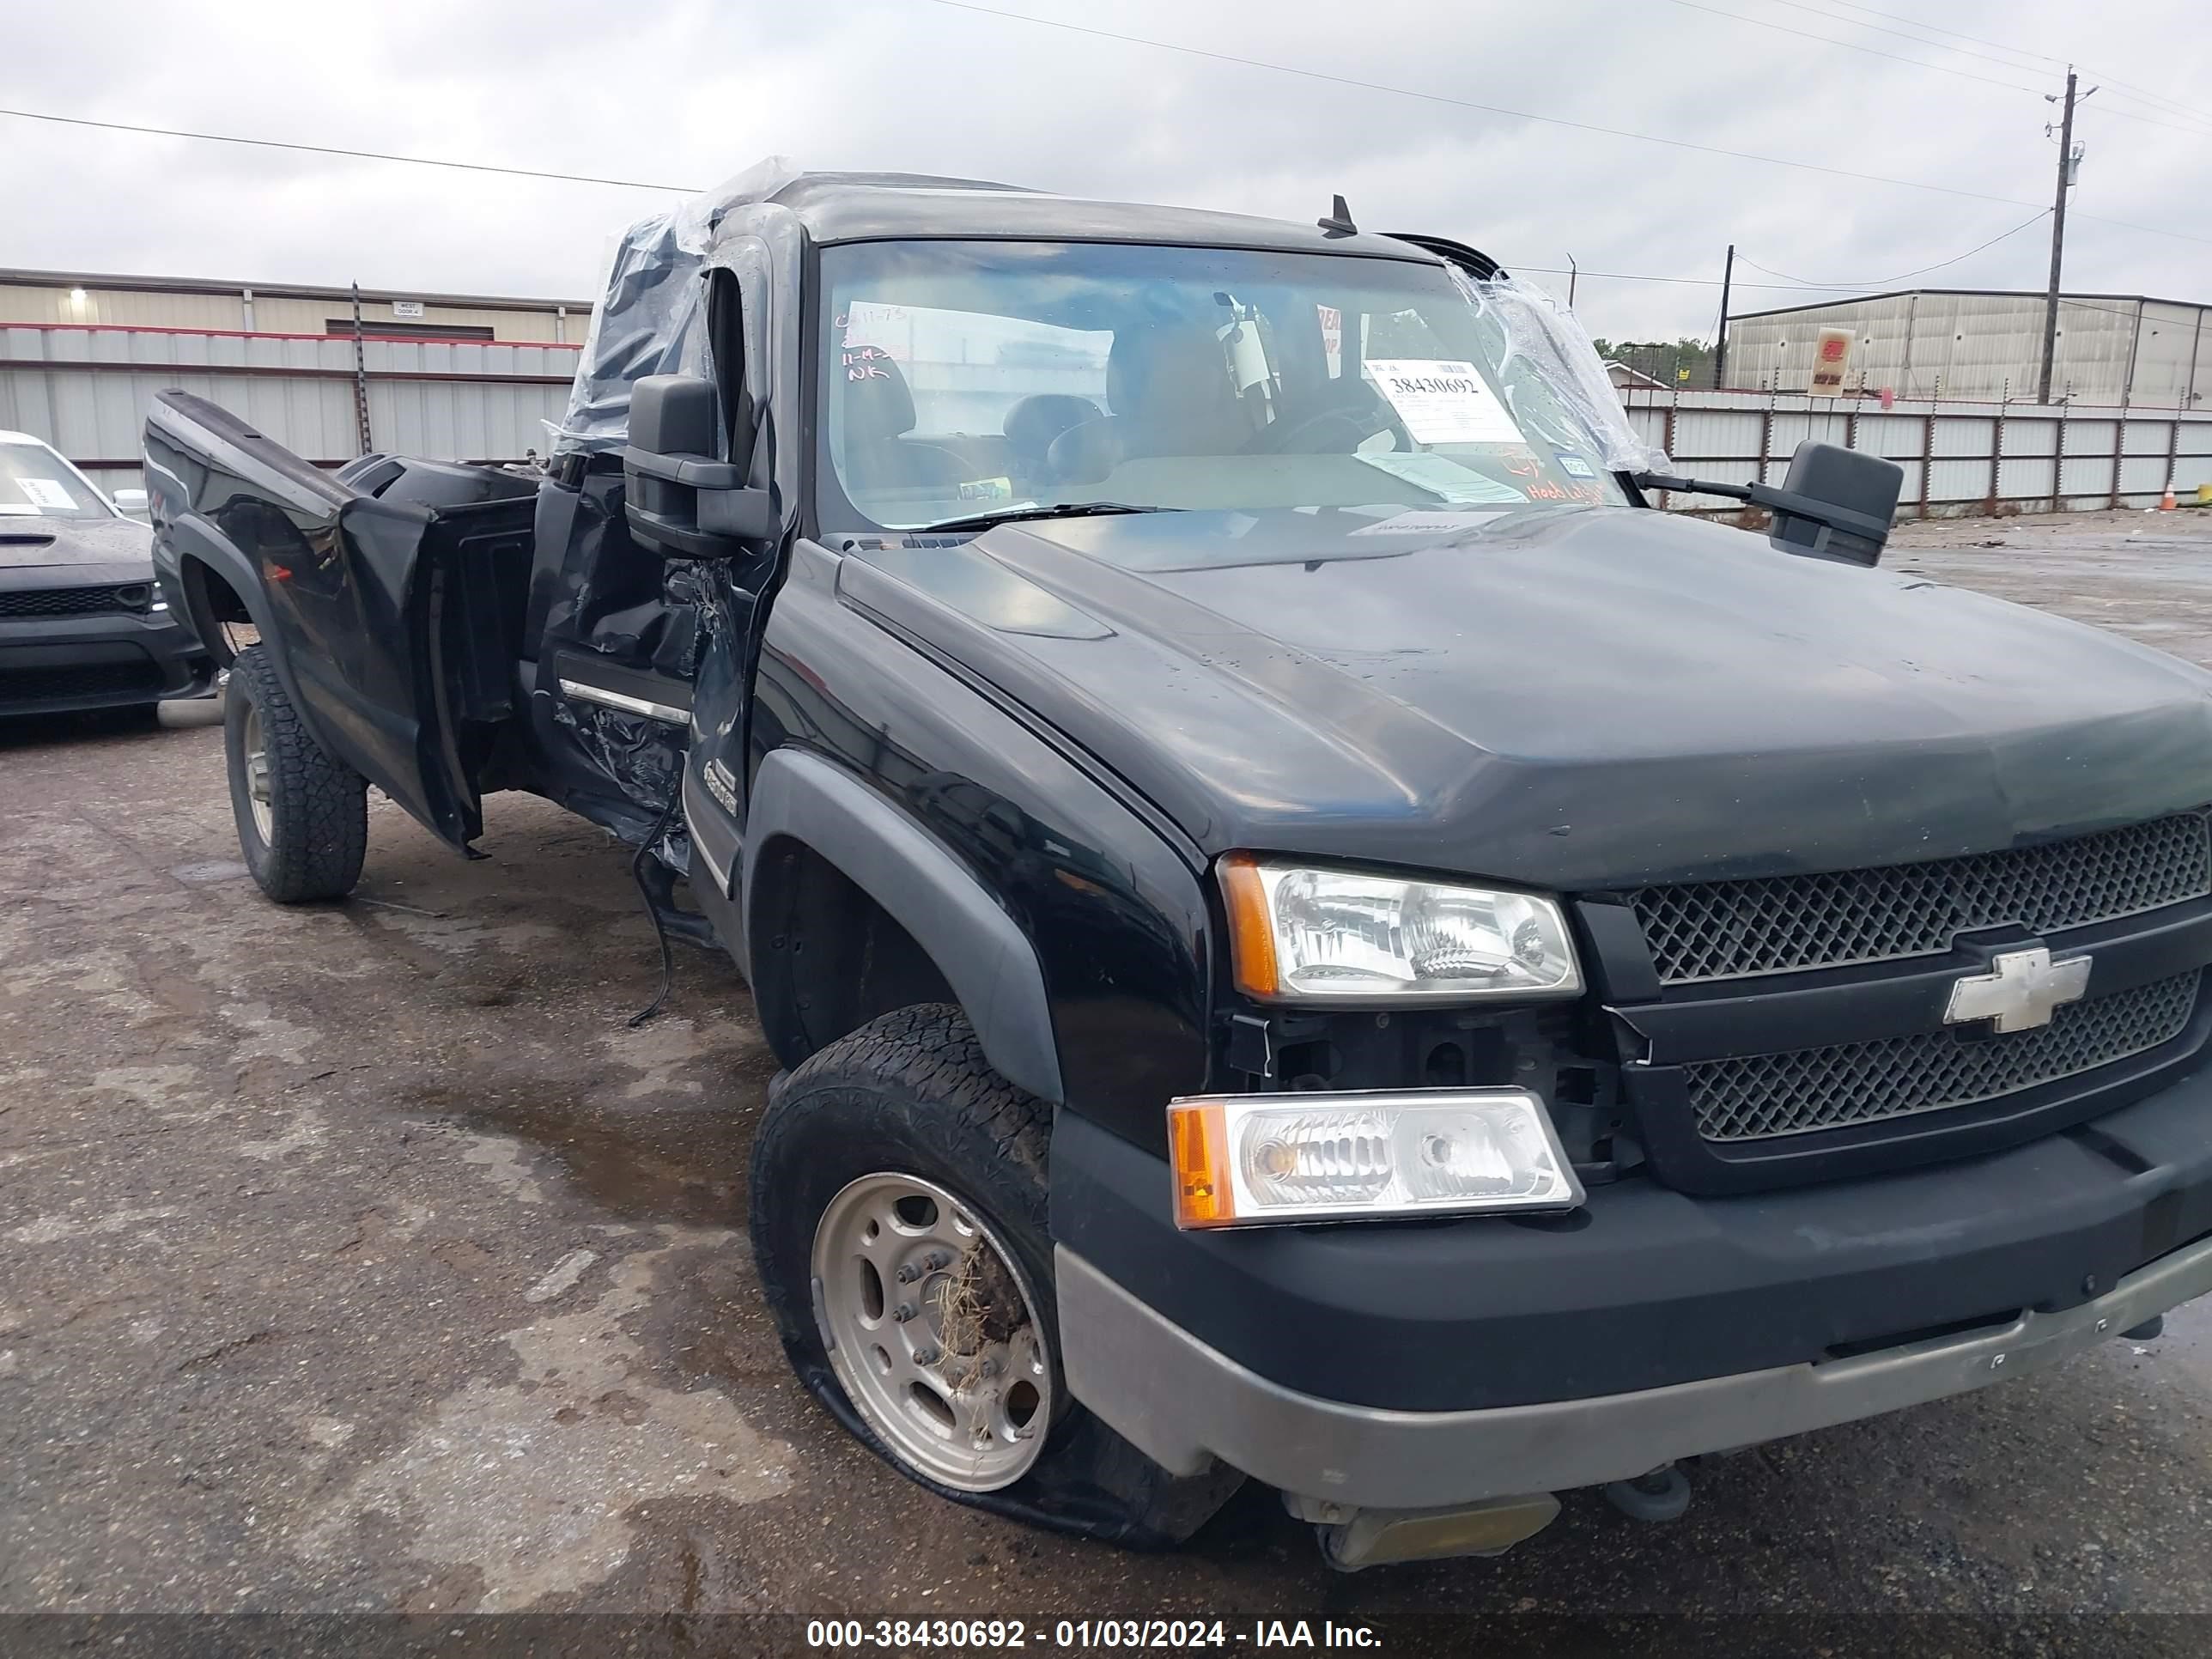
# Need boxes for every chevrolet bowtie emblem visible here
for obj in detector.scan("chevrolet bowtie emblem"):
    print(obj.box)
[1942,945,2092,1033]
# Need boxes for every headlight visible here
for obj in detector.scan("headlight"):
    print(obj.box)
[1219,854,1581,1001]
[1169,1089,1584,1228]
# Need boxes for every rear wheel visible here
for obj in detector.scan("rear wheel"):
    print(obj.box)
[750,1004,1244,1547]
[224,645,368,902]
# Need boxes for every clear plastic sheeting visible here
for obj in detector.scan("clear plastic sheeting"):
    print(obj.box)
[1455,270,1673,476]
[552,156,803,455]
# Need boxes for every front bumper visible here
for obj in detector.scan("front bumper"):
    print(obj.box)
[0,608,213,714]
[1050,1058,2212,1508]
[1059,1234,2212,1510]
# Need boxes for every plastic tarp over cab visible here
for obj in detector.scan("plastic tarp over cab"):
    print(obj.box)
[551,156,804,457]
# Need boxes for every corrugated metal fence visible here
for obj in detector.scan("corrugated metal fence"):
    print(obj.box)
[1622,387,2212,517]
[0,322,581,496]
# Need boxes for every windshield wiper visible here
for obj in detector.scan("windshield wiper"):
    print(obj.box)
[919,501,1176,535]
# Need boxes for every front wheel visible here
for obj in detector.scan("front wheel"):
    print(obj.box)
[749,1004,1244,1547]
[224,645,368,902]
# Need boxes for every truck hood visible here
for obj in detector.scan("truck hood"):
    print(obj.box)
[847,505,2212,889]
[0,514,154,574]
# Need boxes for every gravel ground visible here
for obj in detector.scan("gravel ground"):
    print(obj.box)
[4,508,2212,1654]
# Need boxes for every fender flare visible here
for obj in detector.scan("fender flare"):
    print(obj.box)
[143,393,342,762]
[742,747,1066,1105]
[168,530,337,757]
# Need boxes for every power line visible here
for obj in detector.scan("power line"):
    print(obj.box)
[0,106,697,193]
[2081,73,2212,128]
[1805,0,2069,67]
[2072,100,2212,143]
[925,2,2212,248]
[1657,0,2045,95]
[6,42,2208,255]
[2057,295,2189,325]
[1673,0,2212,137]
[1735,210,2051,289]
[1752,0,2068,79]
[1797,0,2212,125]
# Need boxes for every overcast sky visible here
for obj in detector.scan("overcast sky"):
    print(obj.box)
[7,0,2209,342]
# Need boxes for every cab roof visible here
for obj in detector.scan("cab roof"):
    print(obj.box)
[763,172,1438,263]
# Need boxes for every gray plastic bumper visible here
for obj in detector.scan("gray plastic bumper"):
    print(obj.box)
[1054,1233,2212,1510]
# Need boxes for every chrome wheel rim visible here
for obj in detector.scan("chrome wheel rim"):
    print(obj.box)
[242,706,273,842]
[810,1172,1054,1492]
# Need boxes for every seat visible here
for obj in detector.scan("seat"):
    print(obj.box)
[1048,323,1247,483]
[1002,394,1102,483]
[839,356,969,498]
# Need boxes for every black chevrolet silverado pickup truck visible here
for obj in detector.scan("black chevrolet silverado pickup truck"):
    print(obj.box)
[143,163,2212,1571]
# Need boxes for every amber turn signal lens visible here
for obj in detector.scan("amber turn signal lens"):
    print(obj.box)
[1167,1099,1235,1228]
[1218,853,1279,999]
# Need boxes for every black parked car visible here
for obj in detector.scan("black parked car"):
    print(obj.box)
[143,165,2212,1571]
[1,430,210,716]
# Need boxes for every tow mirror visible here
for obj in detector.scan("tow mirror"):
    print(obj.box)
[111,487,150,517]
[1632,440,1903,567]
[1765,441,1902,566]
[622,374,774,558]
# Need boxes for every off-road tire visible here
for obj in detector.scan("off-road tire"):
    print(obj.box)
[750,1003,1245,1548]
[224,645,368,903]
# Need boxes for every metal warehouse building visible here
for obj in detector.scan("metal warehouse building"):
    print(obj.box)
[1725,289,2211,407]
[0,268,592,497]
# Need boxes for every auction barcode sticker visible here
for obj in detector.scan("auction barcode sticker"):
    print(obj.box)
[1365,359,1525,446]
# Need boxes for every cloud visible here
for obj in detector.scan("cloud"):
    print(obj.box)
[4,0,2205,338]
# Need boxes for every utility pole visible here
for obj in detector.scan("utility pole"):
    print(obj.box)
[1713,243,1735,390]
[349,281,374,454]
[2039,69,2094,404]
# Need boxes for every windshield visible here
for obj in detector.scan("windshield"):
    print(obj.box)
[0,439,112,521]
[815,240,1629,534]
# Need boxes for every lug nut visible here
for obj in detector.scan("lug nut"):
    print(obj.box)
[890,1302,917,1323]
[912,1346,941,1366]
[978,1357,1000,1378]
[896,1264,921,1284]
[921,1249,952,1271]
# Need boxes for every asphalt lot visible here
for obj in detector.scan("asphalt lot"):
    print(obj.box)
[5,508,2212,1652]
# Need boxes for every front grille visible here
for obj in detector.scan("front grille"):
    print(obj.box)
[1630,812,2212,984]
[0,583,152,619]
[1686,969,2201,1142]
[0,660,164,704]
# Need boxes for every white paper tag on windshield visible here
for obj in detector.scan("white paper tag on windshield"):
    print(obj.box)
[1365,360,1524,445]
[1354,451,1526,505]
[15,478,75,510]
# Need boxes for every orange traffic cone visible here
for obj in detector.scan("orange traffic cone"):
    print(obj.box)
[2161,486,2179,511]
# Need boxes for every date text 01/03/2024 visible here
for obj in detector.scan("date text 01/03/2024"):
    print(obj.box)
[804,1619,1384,1649]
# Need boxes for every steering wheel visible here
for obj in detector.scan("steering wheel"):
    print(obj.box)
[1246,400,1406,455]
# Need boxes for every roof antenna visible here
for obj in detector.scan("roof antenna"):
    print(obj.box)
[1317,194,1358,237]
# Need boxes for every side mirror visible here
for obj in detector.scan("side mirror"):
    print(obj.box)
[112,487,149,517]
[622,374,774,558]
[1766,441,1901,567]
